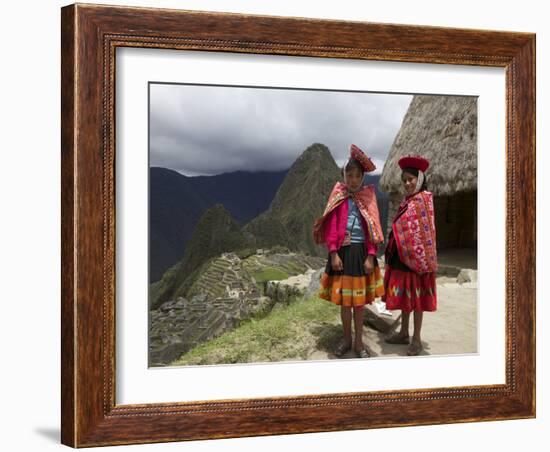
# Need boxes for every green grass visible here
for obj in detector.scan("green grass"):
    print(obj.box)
[251,267,289,283]
[170,296,343,366]
[281,260,303,274]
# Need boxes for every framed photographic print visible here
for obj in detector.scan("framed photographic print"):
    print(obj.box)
[144,84,477,369]
[61,3,535,447]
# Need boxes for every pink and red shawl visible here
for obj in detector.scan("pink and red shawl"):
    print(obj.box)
[313,182,384,246]
[392,191,437,274]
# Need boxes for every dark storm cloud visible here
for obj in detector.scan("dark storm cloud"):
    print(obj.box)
[150,83,412,176]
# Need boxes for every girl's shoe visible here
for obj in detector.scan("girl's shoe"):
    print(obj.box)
[407,341,423,356]
[355,348,370,358]
[334,341,352,357]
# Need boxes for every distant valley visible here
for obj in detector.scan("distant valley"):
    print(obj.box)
[149,167,288,282]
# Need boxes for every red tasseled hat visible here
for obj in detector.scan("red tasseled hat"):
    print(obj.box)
[398,155,430,172]
[349,144,376,172]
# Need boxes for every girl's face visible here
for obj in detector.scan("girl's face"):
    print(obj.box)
[345,167,364,192]
[401,171,418,196]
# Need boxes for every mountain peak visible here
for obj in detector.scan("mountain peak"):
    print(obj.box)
[243,143,341,256]
[296,143,335,166]
[202,203,231,218]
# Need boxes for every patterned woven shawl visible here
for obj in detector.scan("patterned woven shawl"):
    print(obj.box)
[392,191,437,274]
[313,182,384,246]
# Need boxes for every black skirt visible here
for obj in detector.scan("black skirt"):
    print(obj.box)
[385,231,412,272]
[325,242,379,276]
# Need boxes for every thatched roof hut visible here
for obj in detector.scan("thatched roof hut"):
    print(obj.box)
[380,95,478,254]
[380,95,477,196]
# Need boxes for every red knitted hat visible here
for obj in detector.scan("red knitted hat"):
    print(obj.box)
[349,144,376,172]
[398,155,430,172]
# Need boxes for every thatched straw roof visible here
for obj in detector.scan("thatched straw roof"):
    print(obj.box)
[379,95,477,196]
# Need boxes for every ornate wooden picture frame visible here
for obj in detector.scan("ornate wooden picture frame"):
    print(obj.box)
[61,3,535,447]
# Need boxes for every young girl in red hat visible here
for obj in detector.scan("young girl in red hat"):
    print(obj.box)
[313,144,385,358]
[383,155,438,356]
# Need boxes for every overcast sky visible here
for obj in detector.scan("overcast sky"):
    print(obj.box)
[149,83,412,176]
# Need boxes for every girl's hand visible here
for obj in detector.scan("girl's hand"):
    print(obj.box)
[331,252,343,271]
[364,255,374,274]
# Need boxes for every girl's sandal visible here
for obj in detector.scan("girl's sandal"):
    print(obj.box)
[385,333,410,345]
[334,341,352,357]
[355,348,371,359]
[407,341,423,356]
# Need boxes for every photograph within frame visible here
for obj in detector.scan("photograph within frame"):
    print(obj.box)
[146,81,479,369]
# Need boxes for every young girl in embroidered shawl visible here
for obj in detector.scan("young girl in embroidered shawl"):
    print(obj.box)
[383,155,438,356]
[313,144,385,359]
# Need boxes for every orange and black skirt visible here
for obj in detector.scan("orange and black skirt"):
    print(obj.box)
[318,242,384,307]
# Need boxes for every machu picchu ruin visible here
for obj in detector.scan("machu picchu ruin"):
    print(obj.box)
[148,249,325,366]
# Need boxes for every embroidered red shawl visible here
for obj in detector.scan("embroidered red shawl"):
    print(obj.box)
[392,191,437,274]
[313,182,384,246]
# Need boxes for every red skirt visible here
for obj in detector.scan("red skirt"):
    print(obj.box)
[382,264,437,312]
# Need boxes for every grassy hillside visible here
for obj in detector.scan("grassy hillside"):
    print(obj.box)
[170,295,342,365]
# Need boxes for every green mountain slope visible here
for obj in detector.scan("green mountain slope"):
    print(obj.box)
[170,294,341,365]
[150,204,250,309]
[243,143,341,256]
